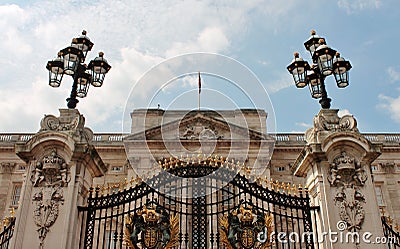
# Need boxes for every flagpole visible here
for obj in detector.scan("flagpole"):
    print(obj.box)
[198,72,201,111]
[198,93,200,111]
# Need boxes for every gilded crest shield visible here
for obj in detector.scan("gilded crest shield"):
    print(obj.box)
[143,226,160,249]
[219,203,274,249]
[124,201,180,249]
[239,227,256,248]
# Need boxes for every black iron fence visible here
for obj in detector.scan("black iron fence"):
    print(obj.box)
[78,162,315,249]
[0,217,15,249]
[382,216,400,248]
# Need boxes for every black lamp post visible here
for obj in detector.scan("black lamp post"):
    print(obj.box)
[287,30,352,109]
[46,30,111,109]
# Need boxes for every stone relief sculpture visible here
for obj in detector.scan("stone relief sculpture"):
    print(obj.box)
[30,149,69,248]
[314,114,358,133]
[328,152,367,235]
[40,114,81,131]
[181,123,223,140]
[39,113,93,142]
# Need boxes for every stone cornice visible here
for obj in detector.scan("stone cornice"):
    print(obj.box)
[1,133,400,144]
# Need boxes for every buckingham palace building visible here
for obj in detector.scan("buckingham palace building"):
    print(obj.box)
[0,105,399,249]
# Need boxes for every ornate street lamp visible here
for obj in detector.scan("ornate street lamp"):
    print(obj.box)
[46,30,111,108]
[287,30,352,109]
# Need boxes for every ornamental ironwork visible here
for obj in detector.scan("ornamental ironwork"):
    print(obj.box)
[78,162,315,249]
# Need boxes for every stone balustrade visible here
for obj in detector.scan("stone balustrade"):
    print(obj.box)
[0,133,400,145]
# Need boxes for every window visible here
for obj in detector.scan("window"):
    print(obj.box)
[276,166,285,172]
[111,166,123,172]
[11,184,22,207]
[374,186,385,206]
[371,165,378,171]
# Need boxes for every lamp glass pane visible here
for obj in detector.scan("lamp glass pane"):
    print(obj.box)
[63,59,77,75]
[91,72,105,87]
[292,71,307,88]
[317,57,333,76]
[48,70,63,87]
[334,71,349,88]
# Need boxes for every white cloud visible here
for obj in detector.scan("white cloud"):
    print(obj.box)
[295,122,312,128]
[265,74,293,93]
[378,94,400,124]
[338,0,381,14]
[0,0,307,132]
[387,66,400,82]
[165,27,230,58]
[0,1,236,132]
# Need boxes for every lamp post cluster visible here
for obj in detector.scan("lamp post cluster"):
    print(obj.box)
[287,30,352,109]
[46,30,111,109]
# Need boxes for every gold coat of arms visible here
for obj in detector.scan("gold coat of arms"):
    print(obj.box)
[124,202,179,249]
[219,204,274,249]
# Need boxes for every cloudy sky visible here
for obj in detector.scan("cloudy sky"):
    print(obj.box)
[0,0,399,133]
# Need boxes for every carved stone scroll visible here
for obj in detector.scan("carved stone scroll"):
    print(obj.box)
[314,114,358,133]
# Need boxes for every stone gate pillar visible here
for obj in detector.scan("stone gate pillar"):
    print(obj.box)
[11,109,107,249]
[292,109,384,249]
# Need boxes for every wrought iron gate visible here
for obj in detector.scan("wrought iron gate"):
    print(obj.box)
[78,162,315,249]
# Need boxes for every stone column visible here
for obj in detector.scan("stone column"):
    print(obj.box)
[292,109,384,249]
[11,109,107,249]
[0,162,16,217]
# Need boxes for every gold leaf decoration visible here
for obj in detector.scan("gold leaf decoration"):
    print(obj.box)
[218,215,234,249]
[259,213,274,249]
[164,213,180,249]
[123,214,135,249]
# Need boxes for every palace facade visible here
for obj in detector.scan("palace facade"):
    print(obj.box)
[0,108,399,248]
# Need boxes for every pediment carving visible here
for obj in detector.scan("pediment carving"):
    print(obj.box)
[127,114,266,141]
[180,122,223,140]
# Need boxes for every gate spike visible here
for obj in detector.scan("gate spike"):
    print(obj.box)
[275,180,279,190]
[130,176,135,187]
[291,184,297,196]
[88,186,94,198]
[264,179,269,189]
[388,216,393,226]
[10,208,15,218]
[286,183,291,194]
